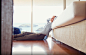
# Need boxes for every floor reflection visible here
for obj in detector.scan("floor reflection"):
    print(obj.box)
[12,38,52,55]
[12,37,84,55]
[46,37,54,50]
[12,45,31,55]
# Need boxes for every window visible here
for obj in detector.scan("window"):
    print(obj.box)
[33,0,63,33]
[13,0,78,34]
[13,0,31,33]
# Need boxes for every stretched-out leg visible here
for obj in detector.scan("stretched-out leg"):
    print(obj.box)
[13,32,36,38]
[23,32,36,35]
[13,33,46,41]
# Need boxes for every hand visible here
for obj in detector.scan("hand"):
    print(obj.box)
[50,16,56,22]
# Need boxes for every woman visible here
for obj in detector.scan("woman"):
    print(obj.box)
[13,16,57,41]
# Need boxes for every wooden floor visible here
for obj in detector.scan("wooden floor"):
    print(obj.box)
[12,37,86,55]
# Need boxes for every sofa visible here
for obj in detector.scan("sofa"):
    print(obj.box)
[51,1,86,53]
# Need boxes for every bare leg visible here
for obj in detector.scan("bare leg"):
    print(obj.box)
[13,33,46,41]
